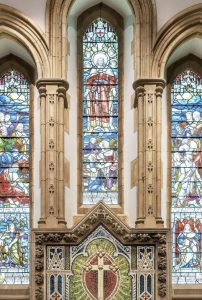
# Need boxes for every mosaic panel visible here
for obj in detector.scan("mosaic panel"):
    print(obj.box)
[47,227,155,299]
[0,69,30,284]
[171,69,202,284]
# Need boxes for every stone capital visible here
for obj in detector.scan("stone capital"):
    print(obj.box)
[133,78,166,89]
[133,79,165,108]
[36,78,69,90]
[37,79,68,105]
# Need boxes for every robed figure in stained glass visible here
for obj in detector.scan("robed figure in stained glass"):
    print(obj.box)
[85,52,117,131]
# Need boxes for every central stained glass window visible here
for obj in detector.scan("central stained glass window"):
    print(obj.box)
[82,18,119,204]
[0,69,30,284]
[171,69,202,284]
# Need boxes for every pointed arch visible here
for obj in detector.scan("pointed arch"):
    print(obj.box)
[0,3,51,79]
[152,4,202,78]
[46,0,157,79]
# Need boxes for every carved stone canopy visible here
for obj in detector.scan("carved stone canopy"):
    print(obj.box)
[34,201,168,246]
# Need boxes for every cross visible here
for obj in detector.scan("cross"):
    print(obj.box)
[97,30,104,37]
[52,292,60,300]
[83,250,119,300]
[141,292,150,300]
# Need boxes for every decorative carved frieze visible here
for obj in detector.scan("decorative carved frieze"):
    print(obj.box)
[35,286,43,300]
[35,273,44,284]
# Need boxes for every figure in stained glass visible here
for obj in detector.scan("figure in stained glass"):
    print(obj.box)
[171,69,202,284]
[82,18,119,204]
[85,52,117,130]
[176,221,200,268]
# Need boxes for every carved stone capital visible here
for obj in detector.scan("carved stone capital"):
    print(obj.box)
[133,78,166,90]
[133,84,145,108]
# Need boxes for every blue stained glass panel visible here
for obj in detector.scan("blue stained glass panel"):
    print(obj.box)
[171,69,202,284]
[82,18,119,204]
[0,69,30,284]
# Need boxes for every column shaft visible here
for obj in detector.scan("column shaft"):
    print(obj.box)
[134,79,165,228]
[36,79,68,228]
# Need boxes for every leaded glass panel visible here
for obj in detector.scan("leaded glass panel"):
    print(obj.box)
[0,69,30,284]
[171,69,202,284]
[82,18,119,204]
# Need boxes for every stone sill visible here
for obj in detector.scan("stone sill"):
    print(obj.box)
[172,285,202,299]
[0,285,29,299]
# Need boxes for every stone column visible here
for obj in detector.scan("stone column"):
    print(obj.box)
[133,79,165,228]
[36,79,68,228]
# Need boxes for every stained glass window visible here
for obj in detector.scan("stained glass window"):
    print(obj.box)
[171,69,202,284]
[0,69,30,284]
[82,18,119,204]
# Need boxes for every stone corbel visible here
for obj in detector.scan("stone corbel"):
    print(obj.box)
[133,79,165,228]
[36,79,68,228]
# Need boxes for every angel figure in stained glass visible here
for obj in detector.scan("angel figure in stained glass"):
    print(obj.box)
[85,52,117,131]
[174,140,202,207]
[177,223,200,268]
[0,223,25,267]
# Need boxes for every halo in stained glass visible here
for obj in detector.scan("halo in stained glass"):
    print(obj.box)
[0,69,30,284]
[171,69,202,284]
[82,18,119,204]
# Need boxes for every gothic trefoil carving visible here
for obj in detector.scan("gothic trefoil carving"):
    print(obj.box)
[148,161,153,172]
[147,116,153,126]
[147,139,153,150]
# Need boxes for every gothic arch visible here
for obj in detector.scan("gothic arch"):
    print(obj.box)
[152,4,202,79]
[45,0,157,78]
[0,3,50,79]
